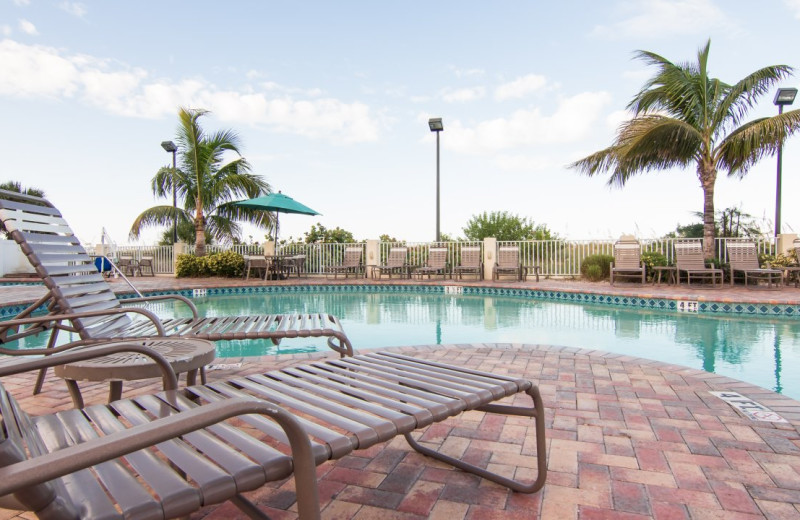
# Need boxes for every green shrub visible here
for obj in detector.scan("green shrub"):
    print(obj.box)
[641,251,668,281]
[205,251,245,277]
[176,251,245,278]
[580,254,614,281]
[584,264,604,281]
[761,249,797,268]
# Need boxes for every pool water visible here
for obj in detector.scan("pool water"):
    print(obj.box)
[11,290,800,400]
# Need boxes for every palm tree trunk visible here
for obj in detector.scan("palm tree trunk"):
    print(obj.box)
[195,210,206,257]
[701,168,717,260]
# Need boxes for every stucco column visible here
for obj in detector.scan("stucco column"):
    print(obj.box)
[777,233,798,255]
[173,242,186,277]
[365,239,380,278]
[483,237,496,281]
[262,241,276,256]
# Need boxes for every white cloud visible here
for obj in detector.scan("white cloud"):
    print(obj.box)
[18,19,38,35]
[0,40,379,143]
[445,91,612,154]
[494,154,555,172]
[1,25,11,36]
[59,2,88,18]
[441,86,485,103]
[495,74,548,101]
[449,66,485,78]
[591,0,736,39]
[12,0,30,5]
[785,0,800,18]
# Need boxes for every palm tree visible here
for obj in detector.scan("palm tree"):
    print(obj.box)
[571,40,800,259]
[0,181,46,238]
[130,107,271,256]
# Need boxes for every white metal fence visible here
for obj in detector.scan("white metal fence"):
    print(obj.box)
[117,236,777,277]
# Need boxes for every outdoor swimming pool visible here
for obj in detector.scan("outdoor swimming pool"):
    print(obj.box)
[9,288,800,400]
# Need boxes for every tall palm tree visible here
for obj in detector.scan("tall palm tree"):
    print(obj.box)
[571,40,800,259]
[130,107,271,256]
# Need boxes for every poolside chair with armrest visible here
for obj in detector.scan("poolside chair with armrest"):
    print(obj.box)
[137,255,155,276]
[324,246,364,278]
[775,239,800,287]
[0,344,548,519]
[371,246,409,279]
[493,246,522,281]
[726,241,782,289]
[610,238,646,285]
[0,189,354,388]
[413,247,449,279]
[453,246,483,280]
[674,242,723,287]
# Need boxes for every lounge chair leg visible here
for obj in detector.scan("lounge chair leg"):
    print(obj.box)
[34,328,61,395]
[403,385,547,494]
[231,494,272,519]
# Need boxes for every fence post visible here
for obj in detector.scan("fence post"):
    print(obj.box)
[777,233,798,255]
[483,237,496,281]
[173,242,186,277]
[365,239,379,275]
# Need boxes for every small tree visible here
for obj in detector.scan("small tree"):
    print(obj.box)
[463,211,555,241]
[303,223,356,243]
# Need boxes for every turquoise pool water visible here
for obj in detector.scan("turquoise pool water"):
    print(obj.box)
[10,289,800,400]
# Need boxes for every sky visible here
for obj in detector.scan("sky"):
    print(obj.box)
[2,0,800,246]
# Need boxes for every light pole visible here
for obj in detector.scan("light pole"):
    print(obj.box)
[773,88,797,237]
[428,117,443,242]
[160,140,178,244]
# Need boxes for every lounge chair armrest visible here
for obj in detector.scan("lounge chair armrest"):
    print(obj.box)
[0,307,167,338]
[123,294,200,320]
[0,343,178,390]
[0,398,315,504]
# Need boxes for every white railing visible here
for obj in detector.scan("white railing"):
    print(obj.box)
[103,236,778,277]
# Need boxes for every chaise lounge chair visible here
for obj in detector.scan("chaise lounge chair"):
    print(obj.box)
[371,246,409,279]
[0,189,353,370]
[493,246,522,281]
[324,246,364,278]
[452,246,483,280]
[412,247,449,279]
[0,343,548,519]
[674,241,723,287]
[610,237,646,285]
[726,241,782,289]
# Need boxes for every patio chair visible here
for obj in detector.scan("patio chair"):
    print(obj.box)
[243,255,268,279]
[371,247,409,279]
[325,247,364,278]
[726,241,782,289]
[493,246,522,281]
[138,256,155,276]
[674,242,723,287]
[0,189,354,388]
[116,255,137,276]
[413,247,449,279]
[452,246,483,280]
[0,345,548,519]
[775,239,800,287]
[610,238,646,285]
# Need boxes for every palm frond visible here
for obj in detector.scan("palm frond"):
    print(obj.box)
[719,109,800,176]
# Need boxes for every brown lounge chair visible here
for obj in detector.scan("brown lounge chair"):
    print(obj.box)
[325,246,364,278]
[452,246,483,280]
[726,241,782,289]
[371,246,409,279]
[413,247,449,279]
[0,189,353,380]
[610,238,646,285]
[674,241,724,287]
[493,246,522,281]
[0,345,548,519]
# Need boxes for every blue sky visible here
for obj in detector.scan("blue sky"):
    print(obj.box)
[2,0,800,246]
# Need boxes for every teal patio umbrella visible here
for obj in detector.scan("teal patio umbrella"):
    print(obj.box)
[234,191,321,242]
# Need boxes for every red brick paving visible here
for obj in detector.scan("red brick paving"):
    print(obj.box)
[2,277,800,518]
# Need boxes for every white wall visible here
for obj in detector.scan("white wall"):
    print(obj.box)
[0,240,35,276]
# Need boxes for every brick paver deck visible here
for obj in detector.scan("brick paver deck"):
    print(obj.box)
[1,276,799,518]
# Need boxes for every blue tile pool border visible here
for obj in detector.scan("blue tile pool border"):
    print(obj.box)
[2,284,799,319]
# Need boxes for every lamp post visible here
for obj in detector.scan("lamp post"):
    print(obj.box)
[773,88,797,237]
[428,117,443,242]
[160,140,178,244]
